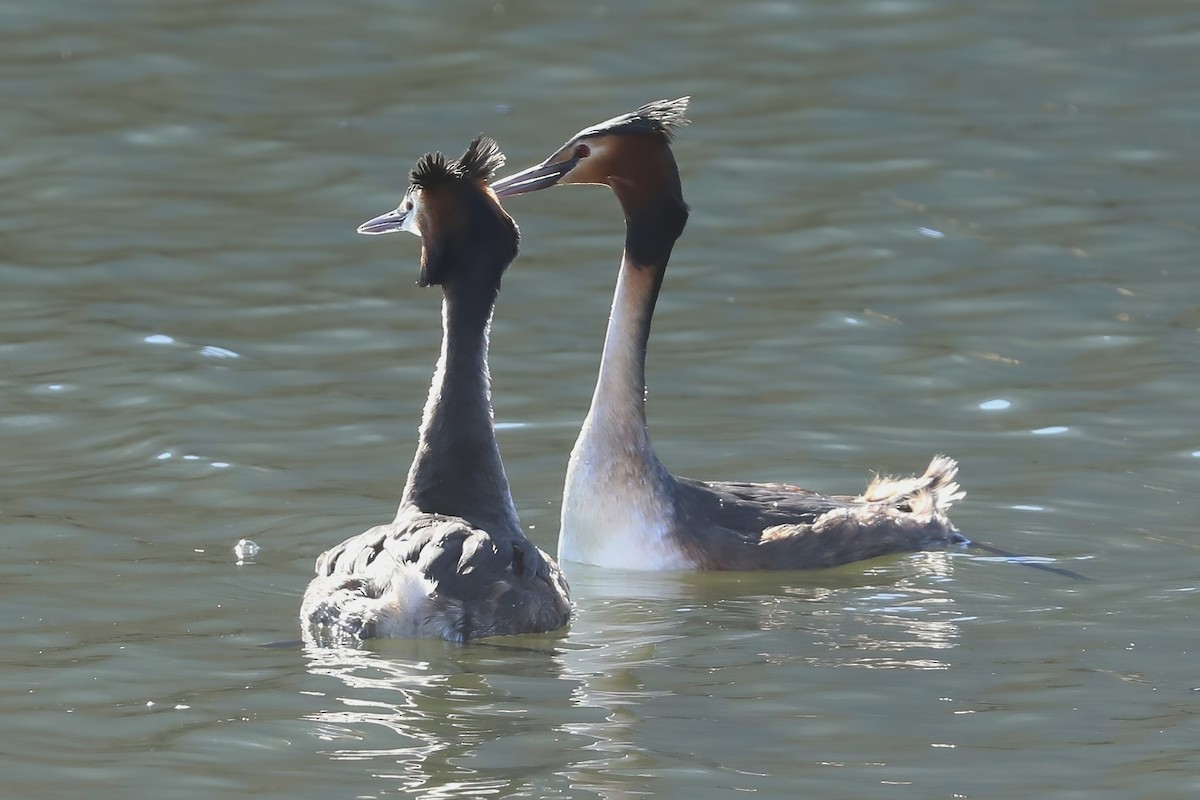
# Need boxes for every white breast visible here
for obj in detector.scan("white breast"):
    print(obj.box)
[558,437,691,571]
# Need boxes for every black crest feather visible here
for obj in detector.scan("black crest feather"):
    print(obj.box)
[578,97,690,141]
[409,136,506,189]
[457,136,506,182]
[410,151,457,190]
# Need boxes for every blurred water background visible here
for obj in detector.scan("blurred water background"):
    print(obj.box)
[3,1,1199,797]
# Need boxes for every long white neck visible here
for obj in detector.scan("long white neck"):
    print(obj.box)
[575,255,666,472]
[558,171,691,568]
[559,253,681,568]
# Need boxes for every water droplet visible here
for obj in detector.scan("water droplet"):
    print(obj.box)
[978,398,1011,411]
[1031,426,1069,435]
[200,345,239,359]
[144,334,175,345]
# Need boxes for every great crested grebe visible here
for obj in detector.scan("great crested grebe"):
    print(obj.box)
[301,137,570,642]
[491,98,967,571]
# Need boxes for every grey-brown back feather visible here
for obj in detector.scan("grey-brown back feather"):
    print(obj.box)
[668,456,965,570]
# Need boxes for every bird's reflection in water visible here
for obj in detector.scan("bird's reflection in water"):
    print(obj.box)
[771,550,963,670]
[301,553,965,798]
[553,556,966,797]
[302,634,587,798]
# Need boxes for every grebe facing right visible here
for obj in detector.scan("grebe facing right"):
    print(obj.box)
[491,98,967,572]
[301,137,570,642]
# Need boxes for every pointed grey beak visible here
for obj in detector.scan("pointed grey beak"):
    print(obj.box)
[357,207,408,235]
[491,157,578,198]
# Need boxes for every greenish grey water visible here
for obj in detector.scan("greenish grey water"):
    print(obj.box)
[3,1,1199,797]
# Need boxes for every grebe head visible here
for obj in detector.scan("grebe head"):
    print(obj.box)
[491,97,689,200]
[358,136,518,287]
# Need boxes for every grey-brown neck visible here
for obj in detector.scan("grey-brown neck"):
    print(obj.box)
[401,251,521,537]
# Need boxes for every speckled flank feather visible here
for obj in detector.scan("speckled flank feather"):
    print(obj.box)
[857,454,964,515]
[302,512,570,645]
[670,455,967,571]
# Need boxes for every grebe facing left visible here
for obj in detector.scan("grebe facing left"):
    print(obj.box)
[491,98,966,572]
[301,137,570,643]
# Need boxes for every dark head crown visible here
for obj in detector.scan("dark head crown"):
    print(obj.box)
[578,97,690,141]
[409,136,506,190]
[409,151,456,190]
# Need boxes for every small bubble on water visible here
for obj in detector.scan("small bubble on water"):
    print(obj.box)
[234,539,261,564]
[978,398,1011,411]
[144,334,175,345]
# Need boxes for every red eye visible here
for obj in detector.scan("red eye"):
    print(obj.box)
[574,143,591,158]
